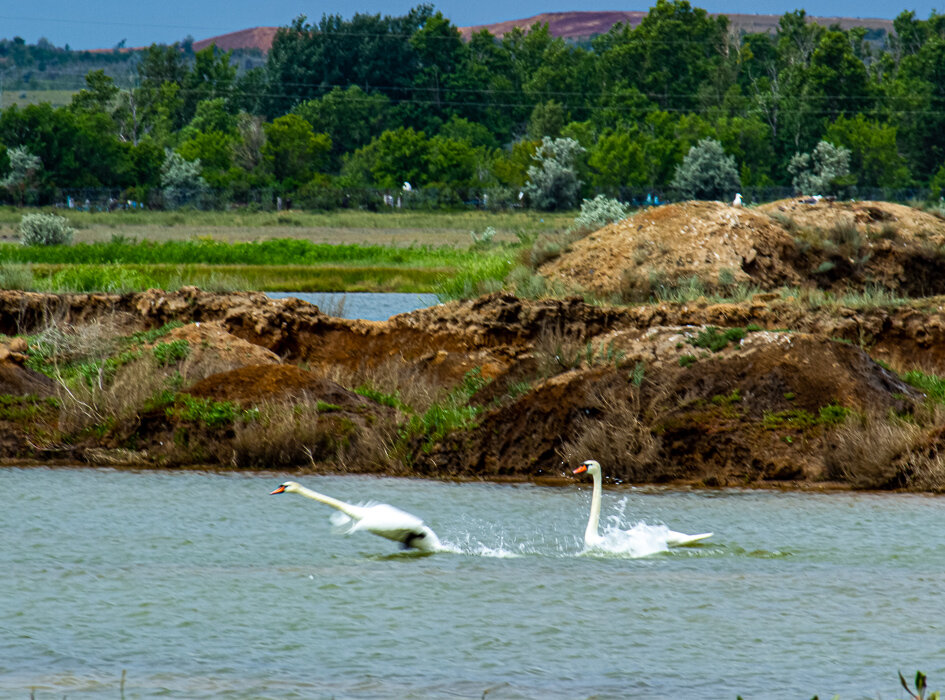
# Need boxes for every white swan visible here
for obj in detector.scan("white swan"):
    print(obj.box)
[270,481,442,552]
[572,460,712,548]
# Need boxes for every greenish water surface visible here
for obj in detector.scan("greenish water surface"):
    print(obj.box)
[2,468,943,699]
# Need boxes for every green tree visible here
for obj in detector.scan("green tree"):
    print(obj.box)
[889,33,945,181]
[361,127,431,188]
[180,46,237,123]
[135,43,187,129]
[178,131,237,187]
[292,86,391,170]
[588,128,649,190]
[806,30,872,117]
[425,134,482,189]
[825,115,909,188]
[527,100,568,140]
[449,29,518,141]
[407,11,466,128]
[70,70,119,115]
[437,115,497,149]
[262,114,331,186]
[264,7,433,116]
[596,0,732,112]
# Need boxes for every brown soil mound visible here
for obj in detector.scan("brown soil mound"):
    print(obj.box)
[158,321,281,378]
[758,198,945,242]
[419,327,917,484]
[186,364,372,410]
[0,360,56,397]
[539,200,801,295]
[540,200,945,298]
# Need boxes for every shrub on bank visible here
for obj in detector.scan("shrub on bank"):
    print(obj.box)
[18,213,75,246]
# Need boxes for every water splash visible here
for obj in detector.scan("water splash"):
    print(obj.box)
[583,519,673,558]
[439,533,524,558]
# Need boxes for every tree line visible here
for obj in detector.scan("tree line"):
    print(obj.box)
[1,0,944,211]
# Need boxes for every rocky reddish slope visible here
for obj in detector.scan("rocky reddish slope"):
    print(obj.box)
[1,289,944,489]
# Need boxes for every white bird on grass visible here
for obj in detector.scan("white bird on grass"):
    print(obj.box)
[270,481,443,552]
[572,460,712,550]
[732,192,742,207]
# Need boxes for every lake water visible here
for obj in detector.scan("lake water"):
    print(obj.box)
[266,292,440,321]
[3,467,945,699]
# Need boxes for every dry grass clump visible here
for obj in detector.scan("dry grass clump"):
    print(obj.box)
[557,383,662,482]
[229,394,400,472]
[322,355,446,414]
[56,353,176,433]
[31,312,132,365]
[825,405,945,491]
[533,324,625,377]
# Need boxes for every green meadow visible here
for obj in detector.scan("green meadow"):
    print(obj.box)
[0,208,571,295]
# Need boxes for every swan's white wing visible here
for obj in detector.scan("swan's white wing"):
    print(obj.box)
[665,530,713,546]
[352,503,427,538]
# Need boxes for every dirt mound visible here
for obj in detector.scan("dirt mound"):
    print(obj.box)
[758,198,945,242]
[186,364,372,410]
[0,361,56,397]
[7,288,945,488]
[539,200,801,295]
[539,199,945,298]
[420,328,918,485]
[0,339,55,397]
[157,321,281,379]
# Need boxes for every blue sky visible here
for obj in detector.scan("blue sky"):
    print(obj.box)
[2,0,943,50]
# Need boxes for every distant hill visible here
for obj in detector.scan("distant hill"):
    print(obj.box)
[187,10,895,54]
[458,10,894,40]
[192,27,277,53]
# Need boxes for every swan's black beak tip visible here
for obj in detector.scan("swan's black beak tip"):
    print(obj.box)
[270,485,287,495]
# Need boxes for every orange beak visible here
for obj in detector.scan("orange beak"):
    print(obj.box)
[572,465,588,475]
[270,485,287,495]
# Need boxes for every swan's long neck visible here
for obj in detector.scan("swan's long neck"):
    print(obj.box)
[585,469,602,545]
[292,485,362,520]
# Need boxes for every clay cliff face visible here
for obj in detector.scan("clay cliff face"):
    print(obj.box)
[1,288,942,489]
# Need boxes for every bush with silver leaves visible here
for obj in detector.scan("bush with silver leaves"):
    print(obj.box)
[671,138,740,201]
[572,194,629,231]
[18,213,75,246]
[523,137,585,211]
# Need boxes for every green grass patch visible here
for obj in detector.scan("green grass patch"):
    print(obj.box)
[168,394,259,428]
[11,263,453,293]
[689,326,748,353]
[355,385,408,410]
[127,322,185,346]
[0,237,505,267]
[711,389,742,406]
[679,354,697,368]
[0,394,60,420]
[762,403,850,430]
[152,339,190,367]
[902,369,945,404]
[402,368,490,451]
